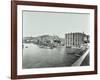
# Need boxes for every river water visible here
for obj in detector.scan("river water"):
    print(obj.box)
[22,43,81,69]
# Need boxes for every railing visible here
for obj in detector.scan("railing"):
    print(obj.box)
[71,48,89,66]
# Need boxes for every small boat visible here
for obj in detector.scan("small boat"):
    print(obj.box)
[66,46,71,48]
[38,45,44,48]
[25,46,28,48]
[22,45,24,48]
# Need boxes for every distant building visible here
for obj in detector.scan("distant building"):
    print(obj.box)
[65,32,89,48]
[23,37,38,43]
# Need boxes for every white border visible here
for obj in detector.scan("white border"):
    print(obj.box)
[17,5,94,75]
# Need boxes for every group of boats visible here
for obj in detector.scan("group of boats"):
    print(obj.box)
[22,43,57,49]
[38,45,57,49]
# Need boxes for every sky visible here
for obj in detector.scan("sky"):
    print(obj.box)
[23,11,90,38]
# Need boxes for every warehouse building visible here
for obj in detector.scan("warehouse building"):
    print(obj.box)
[65,32,89,48]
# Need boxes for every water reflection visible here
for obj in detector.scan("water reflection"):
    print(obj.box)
[22,43,80,69]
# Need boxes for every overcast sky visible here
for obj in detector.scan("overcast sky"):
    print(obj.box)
[23,11,90,38]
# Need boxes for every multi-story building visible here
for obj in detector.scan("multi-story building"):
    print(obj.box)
[65,32,89,48]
